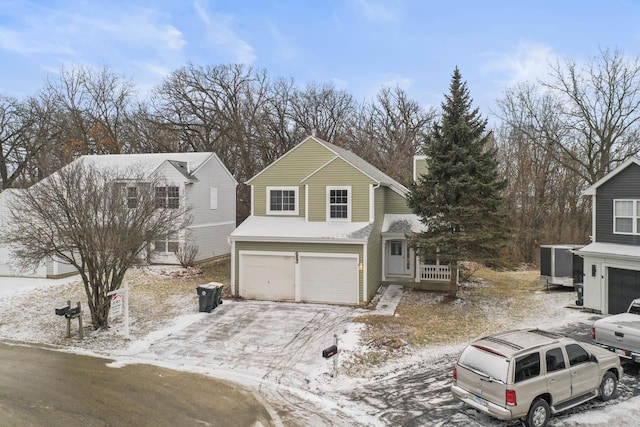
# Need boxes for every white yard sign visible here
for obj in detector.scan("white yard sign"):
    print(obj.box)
[111,293,123,318]
[107,282,130,337]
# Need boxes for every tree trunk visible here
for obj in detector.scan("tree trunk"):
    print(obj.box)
[449,261,458,298]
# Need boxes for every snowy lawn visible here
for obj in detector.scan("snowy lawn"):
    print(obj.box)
[0,260,638,426]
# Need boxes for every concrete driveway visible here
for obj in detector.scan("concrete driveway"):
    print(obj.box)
[111,299,365,426]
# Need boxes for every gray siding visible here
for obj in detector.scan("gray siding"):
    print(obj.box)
[596,164,640,245]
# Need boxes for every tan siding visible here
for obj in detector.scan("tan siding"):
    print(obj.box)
[250,140,334,216]
[385,187,412,214]
[414,157,428,180]
[234,240,365,302]
[304,158,375,222]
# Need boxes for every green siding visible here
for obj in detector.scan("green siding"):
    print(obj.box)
[366,186,386,300]
[234,241,365,302]
[304,158,375,222]
[385,187,412,214]
[249,138,335,216]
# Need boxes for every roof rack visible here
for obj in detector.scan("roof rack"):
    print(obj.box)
[528,329,563,339]
[482,336,524,350]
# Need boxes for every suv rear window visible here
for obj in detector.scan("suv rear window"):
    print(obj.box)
[514,352,540,382]
[458,345,509,383]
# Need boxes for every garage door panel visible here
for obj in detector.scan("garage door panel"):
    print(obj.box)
[240,254,295,301]
[300,256,358,305]
[608,268,640,314]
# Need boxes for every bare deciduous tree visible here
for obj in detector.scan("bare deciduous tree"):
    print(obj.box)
[4,160,191,328]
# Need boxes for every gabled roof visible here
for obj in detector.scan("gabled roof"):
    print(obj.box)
[75,152,216,181]
[582,156,640,196]
[247,135,409,196]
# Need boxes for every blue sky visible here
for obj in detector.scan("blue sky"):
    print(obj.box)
[1,0,639,118]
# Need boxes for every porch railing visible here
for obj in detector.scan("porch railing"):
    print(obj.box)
[418,264,459,283]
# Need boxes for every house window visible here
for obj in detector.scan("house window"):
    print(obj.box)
[267,186,298,215]
[327,186,351,221]
[154,233,179,253]
[613,199,640,234]
[155,186,180,209]
[126,186,138,208]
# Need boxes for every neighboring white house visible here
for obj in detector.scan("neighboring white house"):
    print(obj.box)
[0,152,237,276]
[0,189,75,277]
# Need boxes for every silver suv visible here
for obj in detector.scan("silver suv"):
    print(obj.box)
[451,329,623,427]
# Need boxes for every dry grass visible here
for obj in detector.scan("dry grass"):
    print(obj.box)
[353,267,544,365]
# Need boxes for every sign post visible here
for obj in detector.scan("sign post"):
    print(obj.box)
[107,281,129,337]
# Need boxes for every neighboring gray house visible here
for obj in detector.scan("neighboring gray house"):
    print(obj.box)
[0,152,237,277]
[578,156,640,314]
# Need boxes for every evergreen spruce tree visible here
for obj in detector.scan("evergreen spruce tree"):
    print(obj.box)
[407,67,510,297]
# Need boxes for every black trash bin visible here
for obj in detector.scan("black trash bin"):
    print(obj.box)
[196,284,215,313]
[212,284,223,308]
[575,283,584,306]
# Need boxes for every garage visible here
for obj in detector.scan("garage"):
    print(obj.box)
[299,254,359,305]
[608,267,640,314]
[239,253,295,301]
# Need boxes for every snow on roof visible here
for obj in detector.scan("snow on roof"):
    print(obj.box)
[230,216,373,241]
[381,214,425,234]
[576,242,640,259]
[76,152,214,178]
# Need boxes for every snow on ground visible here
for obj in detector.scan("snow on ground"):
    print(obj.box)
[0,274,639,426]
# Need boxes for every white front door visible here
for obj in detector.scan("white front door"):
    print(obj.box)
[387,240,409,276]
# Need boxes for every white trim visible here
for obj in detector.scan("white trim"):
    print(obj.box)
[413,155,427,182]
[583,156,640,196]
[229,236,368,244]
[591,195,596,242]
[612,199,640,235]
[266,186,299,215]
[191,153,239,185]
[326,185,351,222]
[251,185,255,216]
[230,240,236,295]
[187,220,235,229]
[305,184,309,222]
[369,184,374,223]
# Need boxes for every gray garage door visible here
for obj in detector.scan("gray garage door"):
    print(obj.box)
[608,267,640,314]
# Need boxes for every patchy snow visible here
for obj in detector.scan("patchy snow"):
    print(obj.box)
[229,215,372,240]
[0,273,638,426]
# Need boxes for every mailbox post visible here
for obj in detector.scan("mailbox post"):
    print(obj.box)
[322,334,339,378]
[56,300,82,339]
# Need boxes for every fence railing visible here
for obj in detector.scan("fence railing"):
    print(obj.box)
[418,264,458,282]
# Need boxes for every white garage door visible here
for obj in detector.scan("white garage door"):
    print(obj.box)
[0,247,46,277]
[300,255,359,304]
[240,253,295,301]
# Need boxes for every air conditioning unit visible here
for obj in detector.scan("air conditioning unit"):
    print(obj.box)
[540,244,584,287]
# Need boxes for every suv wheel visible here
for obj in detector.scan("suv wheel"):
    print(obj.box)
[599,372,617,401]
[526,398,550,427]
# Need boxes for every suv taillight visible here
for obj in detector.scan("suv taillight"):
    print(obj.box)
[453,365,457,381]
[506,389,517,406]
[591,327,596,340]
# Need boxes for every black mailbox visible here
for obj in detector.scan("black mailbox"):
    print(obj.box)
[322,345,338,358]
[55,305,70,316]
[65,306,80,318]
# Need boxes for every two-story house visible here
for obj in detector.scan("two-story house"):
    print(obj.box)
[0,152,236,276]
[229,135,453,305]
[578,156,640,314]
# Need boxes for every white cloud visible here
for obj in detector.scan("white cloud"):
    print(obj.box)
[482,42,557,86]
[194,0,256,64]
[267,21,295,61]
[350,0,403,24]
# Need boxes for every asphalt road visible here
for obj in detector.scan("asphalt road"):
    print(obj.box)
[0,342,279,427]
